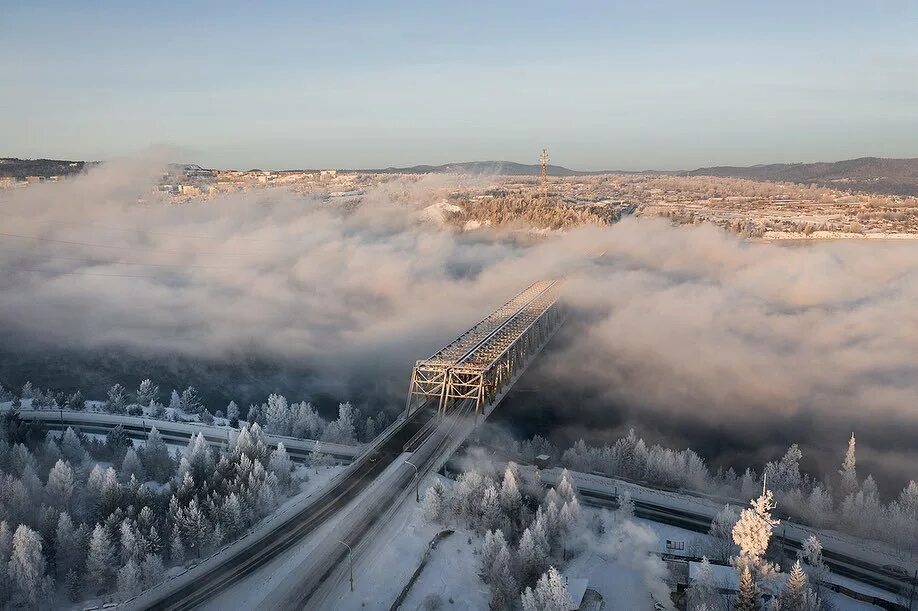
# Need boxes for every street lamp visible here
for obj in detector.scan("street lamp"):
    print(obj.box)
[337,540,354,592]
[405,460,420,502]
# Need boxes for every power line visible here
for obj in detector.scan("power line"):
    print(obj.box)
[0,247,234,270]
[1,266,173,279]
[0,231,268,257]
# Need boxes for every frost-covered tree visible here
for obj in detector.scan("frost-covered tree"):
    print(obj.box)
[557,469,576,503]
[779,560,820,610]
[200,409,214,425]
[265,394,291,436]
[521,566,572,611]
[518,527,548,587]
[60,427,89,465]
[226,401,240,423]
[106,383,127,413]
[799,535,829,587]
[65,390,85,411]
[86,523,116,594]
[21,381,34,400]
[838,433,858,499]
[136,379,159,407]
[117,557,142,597]
[731,488,779,580]
[423,481,446,523]
[121,448,146,483]
[180,386,203,414]
[268,443,294,491]
[500,464,523,528]
[142,426,173,482]
[322,403,356,444]
[490,543,518,610]
[734,567,761,611]
[141,553,165,588]
[55,512,83,579]
[168,390,181,412]
[169,530,185,565]
[709,505,740,562]
[7,525,50,606]
[688,556,725,611]
[46,459,75,509]
[363,416,377,441]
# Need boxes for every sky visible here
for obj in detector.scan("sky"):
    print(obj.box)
[2,1,917,170]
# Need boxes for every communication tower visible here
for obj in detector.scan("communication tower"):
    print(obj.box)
[539,148,549,203]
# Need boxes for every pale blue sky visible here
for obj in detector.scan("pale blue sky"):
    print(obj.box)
[2,1,916,170]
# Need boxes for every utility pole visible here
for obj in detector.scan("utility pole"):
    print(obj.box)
[539,148,549,205]
[405,460,420,502]
[338,540,354,592]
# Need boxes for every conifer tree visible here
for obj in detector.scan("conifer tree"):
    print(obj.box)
[734,567,761,611]
[86,523,116,594]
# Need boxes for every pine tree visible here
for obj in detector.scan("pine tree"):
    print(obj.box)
[489,543,518,610]
[557,468,577,503]
[169,530,185,565]
[65,568,82,600]
[688,556,720,611]
[735,567,761,611]
[136,379,159,407]
[46,459,76,509]
[7,525,48,606]
[518,527,548,587]
[838,433,858,498]
[479,529,506,580]
[168,390,181,412]
[55,512,83,579]
[117,557,142,597]
[86,523,116,594]
[268,443,293,491]
[107,383,127,413]
[500,465,523,528]
[141,553,165,587]
[226,401,240,424]
[0,521,12,565]
[521,566,571,611]
[180,386,203,414]
[66,390,85,411]
[121,447,146,482]
[781,560,808,609]
[423,482,444,523]
[731,488,779,579]
[60,427,89,465]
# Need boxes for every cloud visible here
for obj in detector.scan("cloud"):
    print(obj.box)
[2,158,917,491]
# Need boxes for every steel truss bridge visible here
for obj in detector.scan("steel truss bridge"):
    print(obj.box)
[405,279,565,418]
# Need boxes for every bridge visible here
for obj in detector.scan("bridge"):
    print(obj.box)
[128,280,567,610]
[406,279,564,418]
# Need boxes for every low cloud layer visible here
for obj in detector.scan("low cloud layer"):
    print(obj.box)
[2,159,918,491]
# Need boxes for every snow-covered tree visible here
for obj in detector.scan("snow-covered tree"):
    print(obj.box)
[106,383,127,413]
[55,512,83,579]
[731,488,779,579]
[709,504,740,562]
[117,557,142,597]
[86,523,116,594]
[799,535,829,587]
[142,426,172,482]
[268,443,294,491]
[423,481,446,523]
[557,469,576,503]
[141,553,165,588]
[518,527,549,587]
[521,566,572,611]
[322,403,356,444]
[21,381,34,400]
[60,427,89,465]
[779,560,820,610]
[169,530,185,565]
[7,524,50,606]
[226,401,240,423]
[265,394,291,436]
[838,433,858,499]
[168,390,181,412]
[490,543,518,610]
[46,459,75,509]
[121,448,146,483]
[688,556,724,611]
[180,386,203,414]
[136,379,159,407]
[500,464,523,528]
[734,567,761,611]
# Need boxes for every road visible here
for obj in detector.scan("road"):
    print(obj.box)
[9,407,361,463]
[125,403,437,610]
[261,401,477,608]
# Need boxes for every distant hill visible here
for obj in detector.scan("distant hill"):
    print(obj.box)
[0,157,95,179]
[363,160,584,177]
[684,157,918,197]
